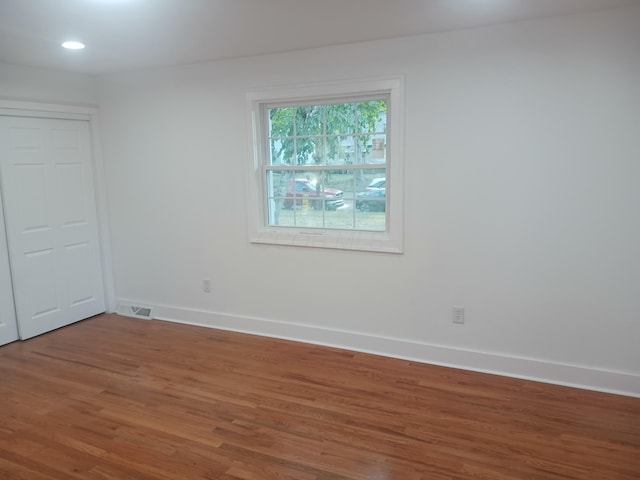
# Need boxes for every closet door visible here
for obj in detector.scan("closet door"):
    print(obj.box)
[0,116,105,339]
[0,193,19,346]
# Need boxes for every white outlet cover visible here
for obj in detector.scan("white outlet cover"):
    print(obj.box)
[453,306,465,324]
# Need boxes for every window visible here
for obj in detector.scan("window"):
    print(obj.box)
[246,77,404,253]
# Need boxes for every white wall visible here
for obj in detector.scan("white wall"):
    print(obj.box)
[0,61,98,105]
[98,5,640,395]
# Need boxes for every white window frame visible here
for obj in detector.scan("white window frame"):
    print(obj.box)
[245,77,404,253]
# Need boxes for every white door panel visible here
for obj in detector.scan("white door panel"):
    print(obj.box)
[0,116,105,339]
[0,192,18,346]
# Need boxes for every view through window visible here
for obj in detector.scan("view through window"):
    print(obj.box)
[265,98,388,231]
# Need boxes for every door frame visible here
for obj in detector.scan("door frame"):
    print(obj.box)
[0,99,116,314]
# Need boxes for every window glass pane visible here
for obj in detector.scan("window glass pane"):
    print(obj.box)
[326,103,355,135]
[296,105,324,136]
[355,167,386,231]
[267,171,347,227]
[326,136,355,166]
[271,206,298,227]
[357,100,387,134]
[355,207,386,231]
[359,134,387,164]
[324,208,355,230]
[320,170,353,198]
[269,107,294,138]
[270,138,294,165]
[294,137,326,165]
[266,170,294,227]
[357,168,386,192]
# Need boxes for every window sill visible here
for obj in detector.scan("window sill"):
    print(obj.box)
[249,227,403,254]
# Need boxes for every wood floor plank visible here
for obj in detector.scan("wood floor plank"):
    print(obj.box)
[0,313,638,479]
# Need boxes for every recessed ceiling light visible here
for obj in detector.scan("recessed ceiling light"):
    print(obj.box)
[61,41,85,50]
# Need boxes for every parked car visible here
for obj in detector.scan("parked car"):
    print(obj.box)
[282,179,344,210]
[356,189,386,212]
[365,177,386,192]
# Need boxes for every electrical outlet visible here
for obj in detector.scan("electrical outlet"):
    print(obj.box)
[202,279,211,293]
[452,306,465,324]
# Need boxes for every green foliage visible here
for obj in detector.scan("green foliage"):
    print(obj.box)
[269,100,386,165]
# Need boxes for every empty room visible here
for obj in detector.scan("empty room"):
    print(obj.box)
[0,0,639,478]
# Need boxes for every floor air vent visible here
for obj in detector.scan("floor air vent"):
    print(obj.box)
[117,303,154,319]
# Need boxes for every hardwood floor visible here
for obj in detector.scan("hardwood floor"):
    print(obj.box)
[0,314,638,479]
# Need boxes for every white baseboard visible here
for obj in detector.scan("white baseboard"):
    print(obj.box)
[116,299,640,398]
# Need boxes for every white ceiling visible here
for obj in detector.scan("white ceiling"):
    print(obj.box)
[0,0,637,76]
